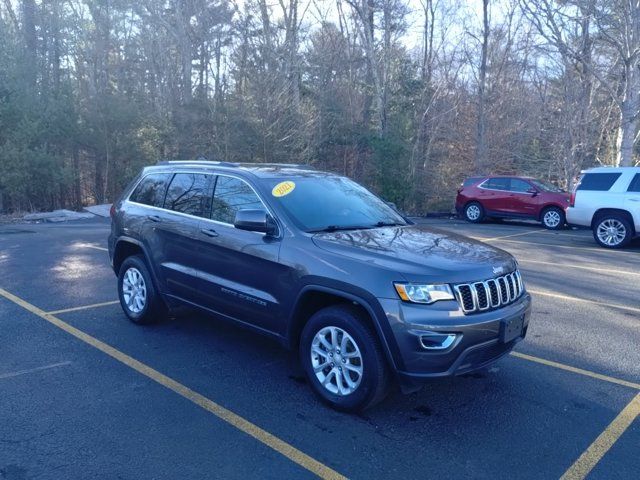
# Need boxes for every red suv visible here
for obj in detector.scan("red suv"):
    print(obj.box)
[455,176,570,229]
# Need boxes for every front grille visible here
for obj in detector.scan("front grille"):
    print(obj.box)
[454,270,524,314]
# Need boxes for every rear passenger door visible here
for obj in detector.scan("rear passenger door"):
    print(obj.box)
[479,178,511,214]
[195,175,287,334]
[149,172,214,303]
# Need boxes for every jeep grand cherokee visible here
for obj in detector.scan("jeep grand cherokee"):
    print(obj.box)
[108,161,531,411]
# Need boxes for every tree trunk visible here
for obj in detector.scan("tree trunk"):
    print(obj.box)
[616,62,640,166]
[474,0,490,174]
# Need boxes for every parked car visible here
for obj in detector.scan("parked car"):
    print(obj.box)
[456,175,570,229]
[566,166,640,248]
[109,161,531,411]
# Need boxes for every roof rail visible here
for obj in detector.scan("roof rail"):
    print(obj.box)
[158,160,239,168]
[237,162,315,170]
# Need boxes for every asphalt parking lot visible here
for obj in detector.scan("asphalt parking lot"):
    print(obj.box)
[1,217,639,480]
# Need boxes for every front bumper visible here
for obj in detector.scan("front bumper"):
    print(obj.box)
[378,293,531,392]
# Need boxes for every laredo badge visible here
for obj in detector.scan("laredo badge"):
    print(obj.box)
[272,181,296,197]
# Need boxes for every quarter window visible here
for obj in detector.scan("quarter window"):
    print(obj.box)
[627,173,640,192]
[164,173,212,218]
[577,173,622,191]
[211,176,264,224]
[129,173,172,207]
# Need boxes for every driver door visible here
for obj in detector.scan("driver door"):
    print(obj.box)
[194,175,288,335]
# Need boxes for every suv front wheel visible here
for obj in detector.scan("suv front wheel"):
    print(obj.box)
[300,305,390,412]
[593,214,633,249]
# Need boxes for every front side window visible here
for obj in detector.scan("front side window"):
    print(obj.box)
[483,178,510,190]
[627,173,640,192]
[509,179,532,193]
[129,173,172,207]
[577,173,622,191]
[164,173,212,218]
[211,176,264,224]
[261,176,407,232]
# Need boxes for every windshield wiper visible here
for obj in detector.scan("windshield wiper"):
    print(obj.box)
[308,225,375,233]
[373,221,405,227]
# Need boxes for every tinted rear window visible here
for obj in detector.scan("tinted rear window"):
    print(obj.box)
[628,173,640,192]
[577,173,622,191]
[484,178,510,190]
[129,173,172,207]
[164,173,212,218]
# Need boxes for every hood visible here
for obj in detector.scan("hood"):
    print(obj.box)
[312,224,516,284]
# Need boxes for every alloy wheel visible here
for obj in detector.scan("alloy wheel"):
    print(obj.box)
[466,205,481,221]
[543,210,561,228]
[311,326,363,396]
[122,267,147,314]
[596,219,626,247]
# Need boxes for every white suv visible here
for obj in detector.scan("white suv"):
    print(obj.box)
[566,167,640,248]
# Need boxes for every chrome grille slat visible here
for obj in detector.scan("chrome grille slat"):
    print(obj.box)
[454,270,524,314]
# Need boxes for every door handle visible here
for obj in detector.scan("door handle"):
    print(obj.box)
[630,198,640,202]
[148,215,161,222]
[200,228,219,238]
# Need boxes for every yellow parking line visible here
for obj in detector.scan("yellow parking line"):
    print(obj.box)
[47,300,120,315]
[528,289,640,315]
[0,288,346,480]
[519,259,640,277]
[510,352,640,391]
[561,392,640,480]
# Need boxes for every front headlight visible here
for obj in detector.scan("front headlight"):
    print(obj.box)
[394,283,455,304]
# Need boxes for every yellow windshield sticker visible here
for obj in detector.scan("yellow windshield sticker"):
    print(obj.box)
[272,181,296,197]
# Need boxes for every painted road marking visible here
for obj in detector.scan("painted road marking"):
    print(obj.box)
[0,288,346,480]
[511,352,640,391]
[561,393,640,480]
[76,243,108,252]
[519,259,640,277]
[488,237,638,255]
[0,361,72,380]
[475,229,542,242]
[47,300,120,315]
[528,289,640,315]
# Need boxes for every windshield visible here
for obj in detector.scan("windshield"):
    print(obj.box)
[530,179,563,193]
[261,176,407,232]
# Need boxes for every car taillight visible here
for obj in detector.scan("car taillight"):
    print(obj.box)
[110,204,116,218]
[569,190,576,208]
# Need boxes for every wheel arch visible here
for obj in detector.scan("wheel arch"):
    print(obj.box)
[591,208,636,234]
[286,284,403,373]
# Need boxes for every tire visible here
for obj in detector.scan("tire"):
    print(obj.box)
[464,202,484,223]
[299,305,390,412]
[541,207,565,230]
[117,255,166,324]
[593,214,633,249]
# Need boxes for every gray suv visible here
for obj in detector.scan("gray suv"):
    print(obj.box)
[108,161,531,411]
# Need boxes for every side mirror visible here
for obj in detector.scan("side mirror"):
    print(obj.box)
[527,188,538,196]
[234,209,277,235]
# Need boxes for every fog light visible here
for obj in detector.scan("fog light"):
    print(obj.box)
[419,333,457,350]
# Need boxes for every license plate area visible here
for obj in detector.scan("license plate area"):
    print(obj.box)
[501,314,524,343]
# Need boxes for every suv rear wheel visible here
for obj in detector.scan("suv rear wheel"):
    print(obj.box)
[118,255,165,324]
[299,305,390,412]
[541,207,565,230]
[593,214,633,249]
[464,202,484,223]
